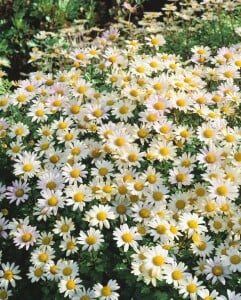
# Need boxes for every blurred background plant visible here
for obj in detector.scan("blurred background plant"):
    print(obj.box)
[0,0,146,80]
[0,0,241,79]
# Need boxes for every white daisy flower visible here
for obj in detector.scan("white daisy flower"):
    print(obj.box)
[78,227,104,252]
[93,279,120,300]
[0,262,21,289]
[113,224,142,252]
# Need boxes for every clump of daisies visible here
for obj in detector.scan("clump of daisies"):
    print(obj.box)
[1,0,241,299]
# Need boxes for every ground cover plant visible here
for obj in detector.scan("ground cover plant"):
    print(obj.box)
[1,0,241,299]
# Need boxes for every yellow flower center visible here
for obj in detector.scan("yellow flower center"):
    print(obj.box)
[156,224,167,234]
[153,83,163,90]
[180,130,190,138]
[150,61,158,68]
[216,185,228,196]
[187,220,198,229]
[74,192,84,202]
[35,109,44,117]
[43,129,51,136]
[15,189,24,197]
[147,113,157,122]
[181,159,191,167]
[159,147,170,156]
[197,49,205,55]
[225,134,235,142]
[197,241,206,251]
[203,129,213,138]
[153,191,163,201]
[0,98,8,106]
[70,169,80,178]
[186,283,197,293]
[76,53,85,60]
[234,152,241,162]
[66,280,76,290]
[119,106,129,114]
[205,154,216,163]
[110,76,117,82]
[109,56,117,63]
[46,79,54,86]
[65,133,73,141]
[42,237,51,245]
[50,155,59,163]
[196,187,205,197]
[0,290,8,299]
[71,148,80,156]
[116,204,126,214]
[67,241,75,250]
[138,128,148,138]
[137,78,145,86]
[159,125,170,134]
[130,89,139,97]
[205,202,215,212]
[230,254,241,265]
[147,175,156,184]
[40,142,49,150]
[97,211,107,221]
[154,101,165,110]
[46,181,57,190]
[122,232,133,243]
[86,235,97,245]
[17,95,26,102]
[93,109,103,118]
[98,167,108,176]
[152,255,164,266]
[34,268,43,277]
[3,270,13,280]
[15,128,24,136]
[38,253,48,262]
[61,224,70,232]
[123,174,133,182]
[101,286,112,296]
[172,270,182,280]
[176,200,186,210]
[118,185,127,195]
[63,267,72,276]
[115,137,126,147]
[151,38,159,45]
[128,153,138,162]
[136,66,145,73]
[48,197,58,206]
[26,85,35,92]
[212,95,222,103]
[176,99,186,107]
[212,266,223,276]
[204,297,213,300]
[22,232,32,242]
[224,71,233,78]
[134,182,144,191]
[58,122,67,130]
[50,265,58,274]
[139,208,150,218]
[176,173,186,182]
[103,185,112,193]
[81,296,91,300]
[77,86,86,95]
[91,148,101,158]
[70,105,80,114]
[12,145,20,153]
[196,97,206,104]
[213,221,222,229]
[170,225,178,234]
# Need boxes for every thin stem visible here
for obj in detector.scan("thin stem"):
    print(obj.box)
[216,5,225,45]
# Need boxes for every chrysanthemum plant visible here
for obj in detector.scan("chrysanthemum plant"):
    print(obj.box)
[1,0,241,299]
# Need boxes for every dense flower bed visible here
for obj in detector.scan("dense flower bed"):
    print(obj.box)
[1,2,241,300]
